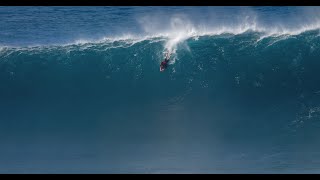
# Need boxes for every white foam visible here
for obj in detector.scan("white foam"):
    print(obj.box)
[4,15,320,50]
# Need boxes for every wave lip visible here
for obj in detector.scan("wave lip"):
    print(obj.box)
[1,24,320,51]
[38,26,320,48]
[49,25,320,49]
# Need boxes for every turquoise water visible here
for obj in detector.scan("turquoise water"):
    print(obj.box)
[1,6,320,173]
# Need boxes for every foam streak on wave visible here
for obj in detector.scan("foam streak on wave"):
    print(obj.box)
[41,17,320,48]
[2,15,320,51]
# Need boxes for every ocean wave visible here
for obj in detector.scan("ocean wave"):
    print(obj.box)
[1,27,319,54]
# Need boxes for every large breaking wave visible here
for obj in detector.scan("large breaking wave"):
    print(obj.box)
[2,25,320,172]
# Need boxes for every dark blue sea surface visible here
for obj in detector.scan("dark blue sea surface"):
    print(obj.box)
[1,6,320,173]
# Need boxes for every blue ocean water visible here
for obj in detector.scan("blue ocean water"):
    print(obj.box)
[1,6,320,173]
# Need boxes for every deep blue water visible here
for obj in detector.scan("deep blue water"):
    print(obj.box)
[1,6,320,173]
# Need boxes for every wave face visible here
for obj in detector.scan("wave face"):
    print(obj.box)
[2,7,320,173]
